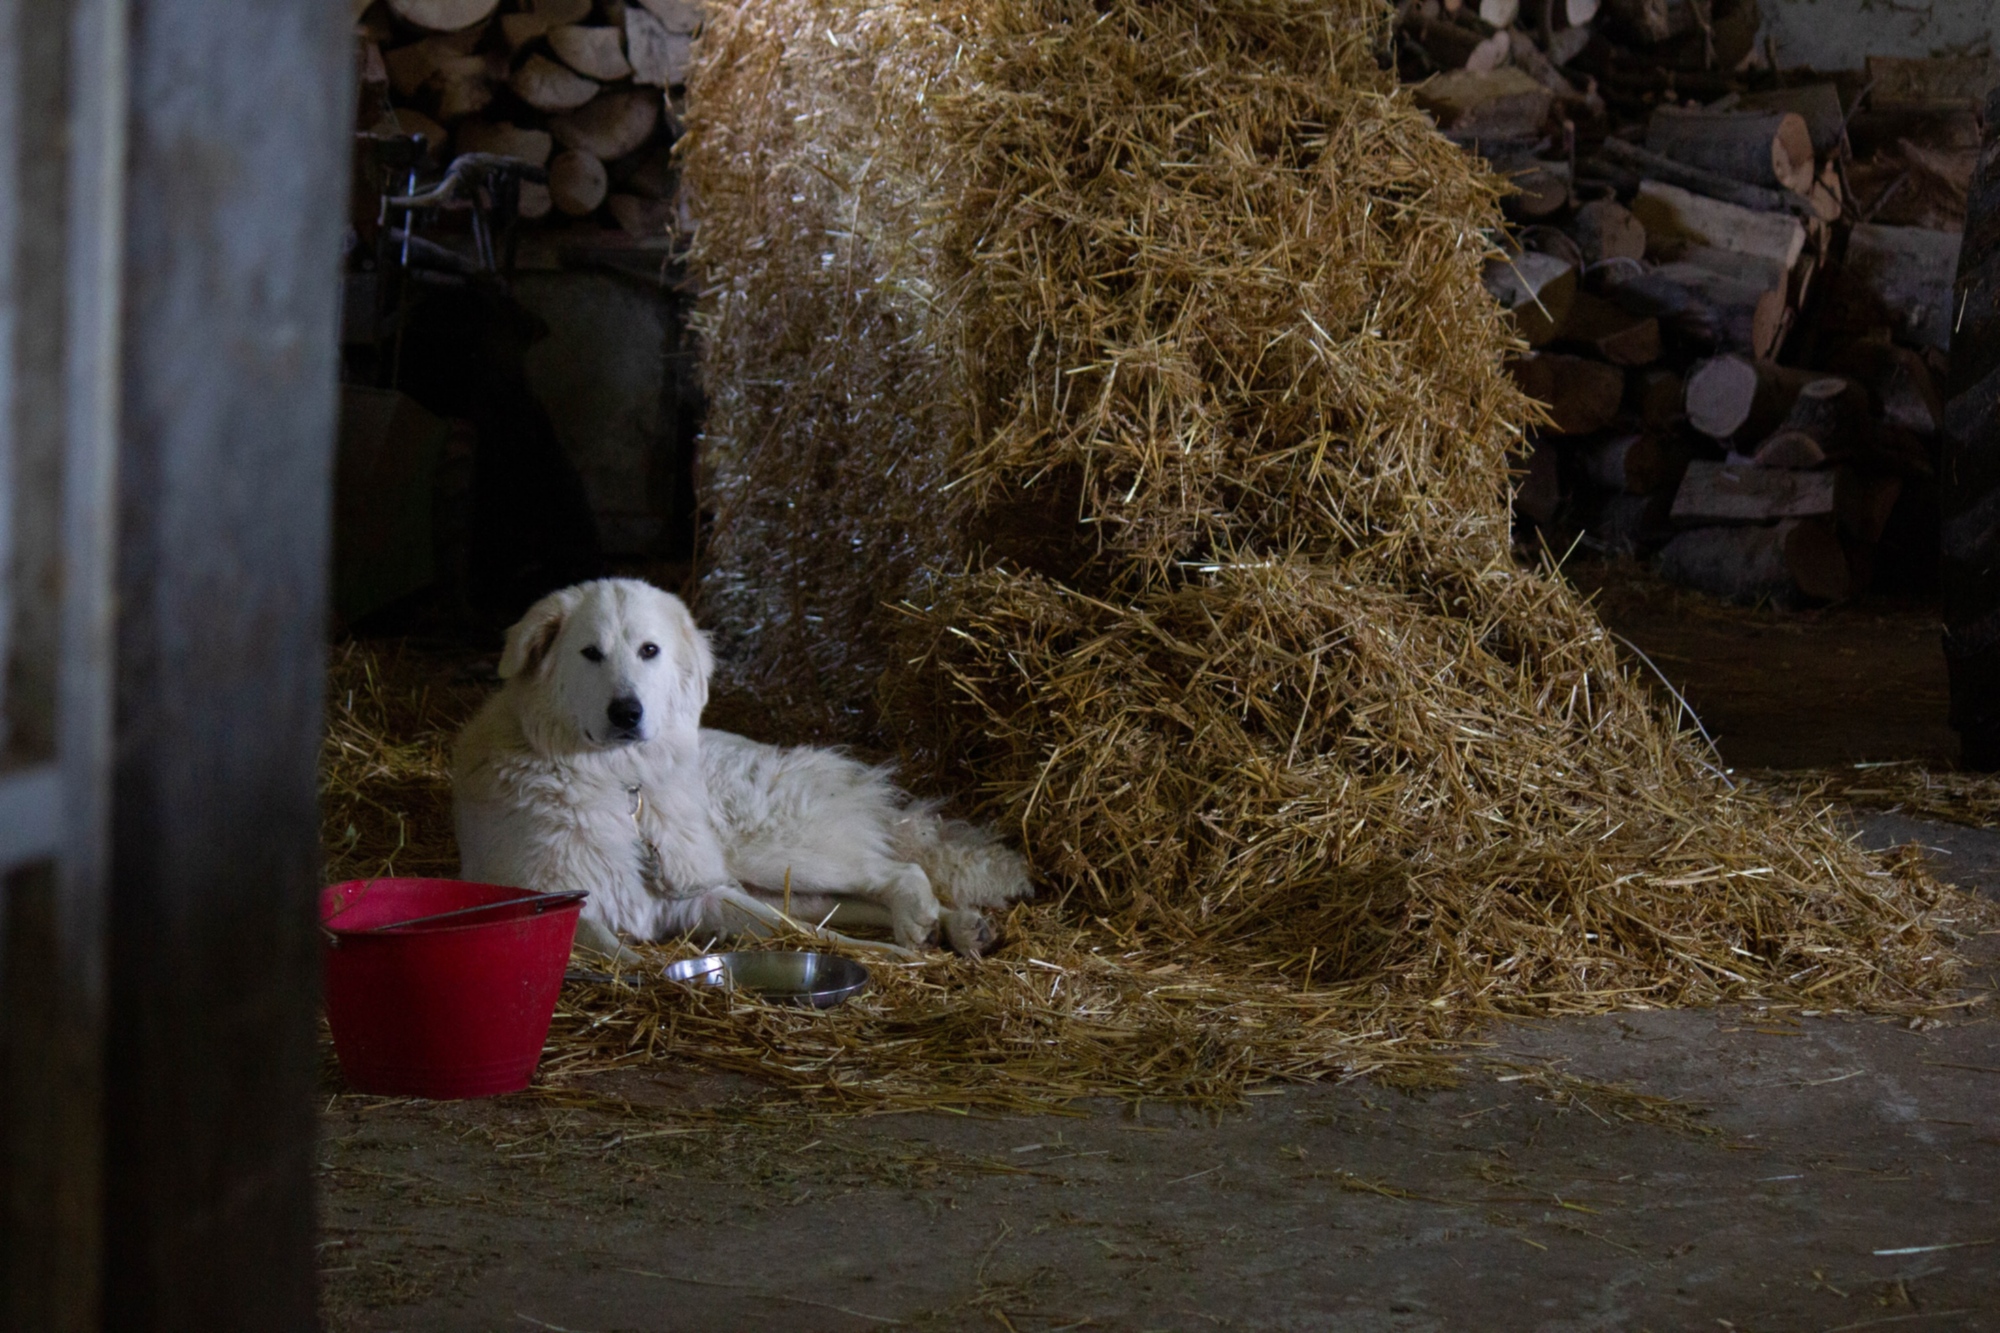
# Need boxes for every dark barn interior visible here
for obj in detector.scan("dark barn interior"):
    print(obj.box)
[2,0,1999,1329]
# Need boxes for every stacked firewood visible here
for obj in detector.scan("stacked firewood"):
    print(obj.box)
[1399,0,1988,604]
[354,0,696,238]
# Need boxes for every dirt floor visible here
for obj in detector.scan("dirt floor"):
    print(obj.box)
[321,569,2000,1332]
[1576,566,1958,772]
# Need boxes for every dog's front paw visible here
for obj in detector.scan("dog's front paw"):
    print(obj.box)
[940,908,999,958]
[887,867,943,950]
[892,905,941,951]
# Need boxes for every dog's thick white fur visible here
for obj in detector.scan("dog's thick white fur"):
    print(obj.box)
[451,578,1031,960]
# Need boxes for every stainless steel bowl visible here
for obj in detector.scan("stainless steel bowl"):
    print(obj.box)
[663,950,870,1009]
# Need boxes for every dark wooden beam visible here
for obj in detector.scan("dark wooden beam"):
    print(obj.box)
[1942,88,2000,766]
[102,0,352,1327]
[1,0,123,1327]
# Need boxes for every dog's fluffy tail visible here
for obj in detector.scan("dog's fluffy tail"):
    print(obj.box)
[891,806,1034,911]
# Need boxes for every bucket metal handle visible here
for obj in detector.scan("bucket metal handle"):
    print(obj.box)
[321,889,587,944]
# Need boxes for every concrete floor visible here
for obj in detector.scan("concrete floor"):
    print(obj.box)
[321,590,2000,1332]
[320,811,1998,1333]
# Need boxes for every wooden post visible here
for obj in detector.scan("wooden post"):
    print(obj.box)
[0,0,124,1329]
[101,0,352,1327]
[1942,88,2000,766]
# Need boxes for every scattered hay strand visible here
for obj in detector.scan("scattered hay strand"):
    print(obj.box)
[1754,763,2000,832]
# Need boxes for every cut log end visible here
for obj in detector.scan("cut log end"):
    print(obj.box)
[549,149,610,216]
[1658,517,1850,604]
[552,90,661,162]
[511,53,600,112]
[387,0,500,33]
[1508,352,1625,435]
[549,25,634,82]
[1484,251,1577,347]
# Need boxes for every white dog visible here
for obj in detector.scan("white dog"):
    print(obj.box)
[451,578,1031,960]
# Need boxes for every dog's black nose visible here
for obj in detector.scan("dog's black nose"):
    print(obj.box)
[607,696,644,731]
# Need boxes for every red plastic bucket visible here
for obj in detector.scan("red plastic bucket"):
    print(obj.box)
[320,878,583,1099]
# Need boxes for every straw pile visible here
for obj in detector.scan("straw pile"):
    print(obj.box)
[315,0,1977,1115]
[680,0,1974,1074]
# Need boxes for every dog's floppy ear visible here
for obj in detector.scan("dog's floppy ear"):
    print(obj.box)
[498,589,575,679]
[654,589,715,711]
[684,619,715,689]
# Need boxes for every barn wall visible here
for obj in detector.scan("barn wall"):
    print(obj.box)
[1758,0,1997,70]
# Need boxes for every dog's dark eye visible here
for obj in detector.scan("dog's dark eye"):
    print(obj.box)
[638,642,660,660]
[580,646,604,663]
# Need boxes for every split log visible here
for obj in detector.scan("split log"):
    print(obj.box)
[1414,67,1553,140]
[1547,23,1590,66]
[1508,352,1625,435]
[510,54,599,113]
[548,26,633,82]
[384,39,448,99]
[431,54,500,122]
[1749,378,1869,469]
[1501,160,1571,219]
[1828,339,1944,436]
[1477,0,1518,27]
[1645,106,1816,196]
[359,40,388,88]
[1565,0,1601,25]
[548,148,609,216]
[369,108,448,157]
[625,8,693,87]
[455,120,554,168]
[1568,199,1647,264]
[1672,246,1789,296]
[1517,224,1584,270]
[1591,138,1817,218]
[1404,15,1485,71]
[1629,368,1685,428]
[1555,290,1661,366]
[518,181,553,220]
[1835,467,1905,544]
[1604,257,1786,359]
[1833,224,1964,352]
[1581,432,1690,494]
[1588,490,1673,556]
[608,193,678,237]
[1629,180,1806,272]
[551,90,660,163]
[502,13,550,49]
[1514,442,1562,527]
[1506,31,1578,96]
[537,0,593,22]
[1706,0,1762,75]
[1465,30,1513,76]
[1671,459,1835,523]
[610,141,676,199]
[634,0,704,32]
[1483,250,1576,346]
[387,0,499,32]
[1787,253,1819,312]
[1806,161,1843,225]
[1684,355,1822,441]
[1734,84,1847,160]
[1657,518,1849,603]
[1602,0,1695,43]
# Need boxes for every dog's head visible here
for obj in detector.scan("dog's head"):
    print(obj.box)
[498,579,713,752]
